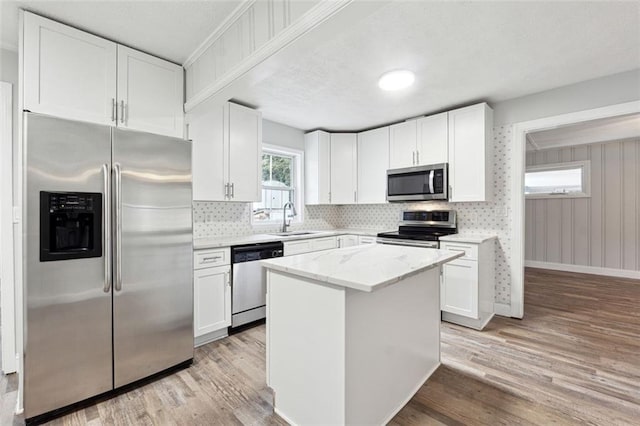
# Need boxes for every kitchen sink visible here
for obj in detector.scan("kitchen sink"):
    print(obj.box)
[268,231,319,237]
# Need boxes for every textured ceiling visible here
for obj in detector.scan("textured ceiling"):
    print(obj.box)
[0,0,243,63]
[527,113,640,151]
[238,1,640,131]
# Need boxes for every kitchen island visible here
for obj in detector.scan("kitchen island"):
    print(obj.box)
[261,244,463,425]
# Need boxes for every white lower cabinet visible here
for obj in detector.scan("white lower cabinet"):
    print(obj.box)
[440,238,495,330]
[194,247,231,346]
[337,235,358,248]
[284,236,338,256]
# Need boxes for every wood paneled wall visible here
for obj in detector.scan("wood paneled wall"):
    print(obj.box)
[184,0,321,104]
[525,138,640,271]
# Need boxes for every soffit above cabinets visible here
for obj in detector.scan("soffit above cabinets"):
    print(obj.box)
[231,1,640,132]
[527,113,640,151]
[0,0,243,63]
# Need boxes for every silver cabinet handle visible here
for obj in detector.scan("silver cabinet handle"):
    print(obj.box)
[224,183,229,198]
[111,98,116,123]
[119,100,125,124]
[230,182,234,198]
[102,164,112,293]
[412,151,416,165]
[202,256,222,262]
[113,163,123,291]
[416,150,420,165]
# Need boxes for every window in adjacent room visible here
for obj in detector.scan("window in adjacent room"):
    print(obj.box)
[252,145,304,224]
[524,160,590,198]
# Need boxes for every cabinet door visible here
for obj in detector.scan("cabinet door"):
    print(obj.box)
[23,12,117,125]
[227,103,262,202]
[389,120,417,169]
[304,131,331,205]
[441,259,479,319]
[338,235,358,248]
[358,236,376,245]
[448,103,493,202]
[284,239,313,256]
[357,127,389,204]
[117,45,184,137]
[330,133,357,204]
[194,266,231,337]
[417,112,448,165]
[187,99,226,200]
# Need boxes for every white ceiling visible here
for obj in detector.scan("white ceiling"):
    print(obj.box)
[237,1,640,131]
[527,113,640,151]
[0,0,243,64]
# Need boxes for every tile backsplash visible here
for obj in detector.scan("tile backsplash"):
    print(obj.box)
[193,125,514,305]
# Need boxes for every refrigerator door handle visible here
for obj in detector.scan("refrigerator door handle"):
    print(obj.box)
[114,163,123,292]
[102,164,112,293]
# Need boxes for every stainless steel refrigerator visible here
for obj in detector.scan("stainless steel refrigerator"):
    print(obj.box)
[23,113,193,420]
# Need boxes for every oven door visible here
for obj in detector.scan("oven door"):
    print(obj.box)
[387,163,448,201]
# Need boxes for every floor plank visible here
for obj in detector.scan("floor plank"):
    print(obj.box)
[2,268,639,425]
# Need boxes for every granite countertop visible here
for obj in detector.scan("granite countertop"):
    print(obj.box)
[193,228,381,250]
[438,233,498,244]
[261,244,463,292]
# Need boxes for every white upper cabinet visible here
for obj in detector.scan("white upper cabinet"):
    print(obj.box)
[389,120,417,169]
[390,113,448,169]
[116,46,184,138]
[304,131,331,205]
[188,99,226,201]
[417,112,448,165]
[448,103,493,202]
[357,127,389,204]
[22,12,184,138]
[23,12,117,126]
[187,101,261,202]
[330,133,357,204]
[227,103,262,202]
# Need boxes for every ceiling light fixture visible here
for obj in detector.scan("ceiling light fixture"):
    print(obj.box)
[378,70,415,91]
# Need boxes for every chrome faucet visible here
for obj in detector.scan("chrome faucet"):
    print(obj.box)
[282,201,297,233]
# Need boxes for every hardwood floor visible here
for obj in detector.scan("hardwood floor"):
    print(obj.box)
[391,268,640,425]
[2,268,639,425]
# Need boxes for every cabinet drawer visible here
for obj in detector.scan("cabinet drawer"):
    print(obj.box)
[194,248,230,269]
[440,242,478,261]
[311,236,338,251]
[358,236,376,245]
[284,239,313,256]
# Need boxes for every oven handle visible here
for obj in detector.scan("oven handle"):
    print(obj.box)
[102,164,111,293]
[113,163,122,292]
[376,238,438,248]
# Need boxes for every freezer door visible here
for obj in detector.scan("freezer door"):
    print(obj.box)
[112,128,193,388]
[24,114,113,418]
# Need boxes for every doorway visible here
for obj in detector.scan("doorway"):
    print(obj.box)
[510,101,640,317]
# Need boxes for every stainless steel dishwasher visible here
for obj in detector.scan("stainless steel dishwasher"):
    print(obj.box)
[231,241,284,328]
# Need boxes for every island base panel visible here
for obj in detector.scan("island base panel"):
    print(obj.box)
[267,267,442,425]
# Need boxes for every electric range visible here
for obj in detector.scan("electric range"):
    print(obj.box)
[376,210,457,248]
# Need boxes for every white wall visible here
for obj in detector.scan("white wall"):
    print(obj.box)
[263,119,305,150]
[525,138,640,272]
[0,48,18,198]
[493,69,640,126]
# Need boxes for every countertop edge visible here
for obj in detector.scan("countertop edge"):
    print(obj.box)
[261,250,463,292]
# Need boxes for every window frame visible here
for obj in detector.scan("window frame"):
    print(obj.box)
[252,144,305,226]
[524,160,591,199]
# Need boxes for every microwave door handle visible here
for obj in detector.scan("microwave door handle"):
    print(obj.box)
[429,170,434,194]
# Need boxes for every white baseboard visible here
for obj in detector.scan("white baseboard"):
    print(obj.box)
[525,261,640,280]
[493,303,512,317]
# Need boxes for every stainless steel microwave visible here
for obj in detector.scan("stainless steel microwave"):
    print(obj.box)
[387,163,448,202]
